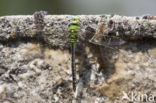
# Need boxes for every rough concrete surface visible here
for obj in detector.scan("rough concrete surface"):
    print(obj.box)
[0,14,156,103]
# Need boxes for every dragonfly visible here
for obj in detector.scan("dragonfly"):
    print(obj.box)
[69,18,80,91]
[68,19,126,92]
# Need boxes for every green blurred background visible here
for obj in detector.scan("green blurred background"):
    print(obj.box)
[0,0,156,16]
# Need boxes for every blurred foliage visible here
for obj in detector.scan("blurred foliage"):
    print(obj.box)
[0,0,156,16]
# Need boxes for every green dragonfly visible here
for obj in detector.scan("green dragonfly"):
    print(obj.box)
[68,18,126,92]
[69,18,80,91]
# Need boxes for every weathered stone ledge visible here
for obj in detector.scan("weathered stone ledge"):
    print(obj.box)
[0,15,156,48]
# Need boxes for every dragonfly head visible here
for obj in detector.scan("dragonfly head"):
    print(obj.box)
[70,18,80,26]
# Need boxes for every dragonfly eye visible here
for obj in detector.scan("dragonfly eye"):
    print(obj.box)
[70,18,80,25]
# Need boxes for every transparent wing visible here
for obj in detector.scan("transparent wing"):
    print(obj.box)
[101,36,126,46]
[89,34,126,48]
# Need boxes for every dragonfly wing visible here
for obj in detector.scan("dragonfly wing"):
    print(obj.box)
[90,34,126,47]
[102,37,126,46]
